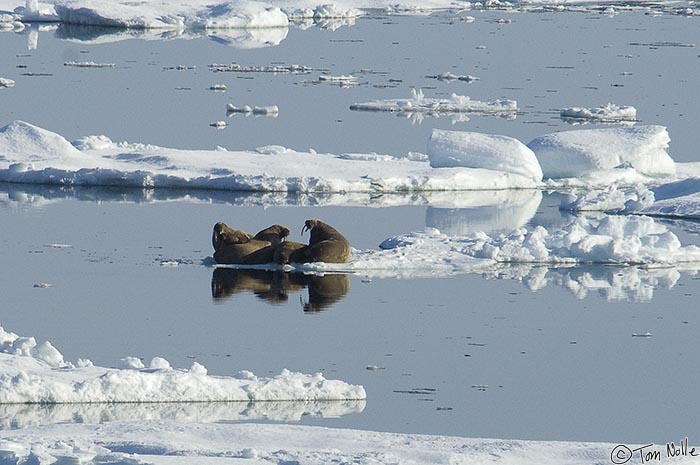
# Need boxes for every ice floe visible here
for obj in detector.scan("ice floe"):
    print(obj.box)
[428,129,543,182]
[0,326,365,403]
[0,77,15,88]
[350,88,518,117]
[52,0,289,29]
[0,121,543,191]
[63,60,115,68]
[528,125,676,179]
[209,62,317,73]
[2,120,700,196]
[0,421,667,465]
[560,103,637,123]
[226,103,280,116]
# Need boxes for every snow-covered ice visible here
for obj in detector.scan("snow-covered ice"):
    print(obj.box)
[226,103,279,116]
[0,326,365,403]
[428,129,543,182]
[1,421,687,465]
[528,125,676,179]
[0,77,15,88]
[0,121,543,191]
[63,60,115,68]
[350,89,518,117]
[560,103,637,123]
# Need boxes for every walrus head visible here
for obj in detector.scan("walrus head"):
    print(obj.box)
[254,224,290,246]
[301,219,320,237]
[213,222,253,251]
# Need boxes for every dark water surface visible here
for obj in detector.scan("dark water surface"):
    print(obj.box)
[2,9,700,445]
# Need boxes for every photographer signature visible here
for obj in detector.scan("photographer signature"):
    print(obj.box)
[611,438,698,464]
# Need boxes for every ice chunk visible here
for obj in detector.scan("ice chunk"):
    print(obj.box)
[428,129,543,182]
[560,103,636,123]
[528,126,675,179]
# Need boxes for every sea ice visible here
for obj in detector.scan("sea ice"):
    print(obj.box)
[427,129,543,182]
[0,421,661,465]
[350,89,518,116]
[560,103,637,123]
[0,326,366,403]
[0,78,15,88]
[528,125,676,179]
[0,121,543,191]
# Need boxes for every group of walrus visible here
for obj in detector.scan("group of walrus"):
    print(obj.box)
[212,219,350,265]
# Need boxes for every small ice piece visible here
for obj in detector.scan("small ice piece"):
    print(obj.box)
[160,260,179,267]
[149,357,172,370]
[118,356,145,369]
[33,283,52,288]
[226,104,278,116]
[209,84,227,91]
[632,332,653,337]
[560,103,637,123]
[366,365,385,371]
[0,77,15,88]
[44,243,73,249]
[462,16,475,22]
[319,75,358,85]
[350,89,517,117]
[64,61,115,68]
[210,121,227,129]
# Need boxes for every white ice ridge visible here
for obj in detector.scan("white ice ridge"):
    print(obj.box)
[1,121,695,192]
[1,422,677,465]
[0,326,366,403]
[226,103,279,116]
[289,214,700,278]
[350,89,518,116]
[529,125,676,179]
[0,121,542,191]
[560,103,637,123]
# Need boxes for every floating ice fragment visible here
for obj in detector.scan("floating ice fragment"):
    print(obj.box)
[632,332,653,337]
[160,260,179,267]
[33,283,52,288]
[226,104,279,116]
[210,121,227,129]
[44,243,73,249]
[209,84,227,91]
[560,103,636,123]
[350,89,517,117]
[0,78,15,88]
[366,365,385,371]
[64,61,115,68]
[118,356,145,369]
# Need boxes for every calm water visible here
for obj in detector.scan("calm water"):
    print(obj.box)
[2,9,700,445]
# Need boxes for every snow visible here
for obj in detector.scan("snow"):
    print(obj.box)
[528,125,676,179]
[560,103,637,123]
[0,326,365,403]
[428,129,543,182]
[350,88,518,117]
[1,421,677,465]
[0,121,542,191]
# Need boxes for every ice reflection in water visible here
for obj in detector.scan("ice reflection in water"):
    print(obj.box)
[0,400,366,430]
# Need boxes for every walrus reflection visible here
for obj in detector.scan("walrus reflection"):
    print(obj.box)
[302,273,350,312]
[212,268,349,312]
[275,219,350,264]
[212,222,290,265]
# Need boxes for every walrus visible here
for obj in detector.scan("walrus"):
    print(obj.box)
[275,219,350,264]
[213,222,290,265]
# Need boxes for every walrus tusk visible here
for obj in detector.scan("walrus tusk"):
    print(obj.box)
[301,224,309,236]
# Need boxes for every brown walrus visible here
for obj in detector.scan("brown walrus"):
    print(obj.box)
[213,222,290,265]
[275,219,350,264]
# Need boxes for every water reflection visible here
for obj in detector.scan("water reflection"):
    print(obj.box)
[212,269,350,312]
[426,189,542,235]
[0,399,365,430]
